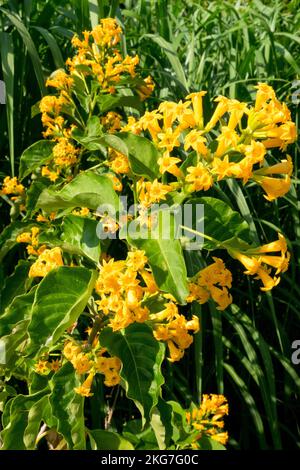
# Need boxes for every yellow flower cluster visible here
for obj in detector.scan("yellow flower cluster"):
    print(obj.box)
[63,340,121,396]
[0,176,25,196]
[187,258,232,311]
[151,302,199,362]
[95,250,151,331]
[137,178,172,207]
[28,247,64,278]
[16,226,41,255]
[229,233,289,291]
[186,394,229,447]
[136,83,296,202]
[66,19,146,95]
[38,19,154,184]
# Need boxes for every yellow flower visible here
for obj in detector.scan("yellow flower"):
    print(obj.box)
[243,140,266,164]
[252,174,291,201]
[167,340,184,362]
[186,164,213,191]
[157,128,181,152]
[254,82,276,110]
[28,247,64,278]
[35,360,50,374]
[158,152,182,177]
[72,353,93,374]
[184,130,208,155]
[74,371,95,397]
[205,95,229,131]
[185,91,207,127]
[215,126,239,157]
[110,153,130,174]
[41,166,60,182]
[227,99,247,130]
[254,155,293,177]
[126,250,147,271]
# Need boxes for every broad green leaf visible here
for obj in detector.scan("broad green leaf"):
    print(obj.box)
[197,435,226,450]
[117,132,160,180]
[150,398,173,450]
[100,323,165,425]
[0,390,46,450]
[27,267,97,355]
[97,94,143,113]
[19,140,55,180]
[87,429,134,450]
[25,177,51,216]
[61,215,101,263]
[23,395,51,449]
[0,287,36,338]
[0,260,31,313]
[36,171,119,212]
[129,211,189,304]
[72,118,128,154]
[50,362,85,450]
[188,196,251,250]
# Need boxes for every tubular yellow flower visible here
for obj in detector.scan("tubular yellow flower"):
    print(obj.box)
[205,95,229,131]
[158,152,182,177]
[252,174,291,201]
[157,128,181,152]
[215,126,239,157]
[227,99,247,130]
[254,155,293,176]
[186,91,207,128]
[184,130,208,155]
[254,82,276,110]
[74,371,95,397]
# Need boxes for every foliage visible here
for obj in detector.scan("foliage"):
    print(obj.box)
[0,0,299,451]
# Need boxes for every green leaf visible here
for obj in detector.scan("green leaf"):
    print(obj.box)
[23,395,51,449]
[27,267,97,355]
[0,390,46,450]
[0,260,31,313]
[117,132,160,180]
[50,362,85,450]
[100,323,165,425]
[143,34,188,91]
[150,398,173,450]
[61,215,101,263]
[129,211,189,304]
[36,171,119,212]
[0,8,46,95]
[25,177,50,216]
[97,94,143,113]
[188,196,251,250]
[197,435,226,450]
[0,287,36,338]
[87,429,134,450]
[19,140,55,180]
